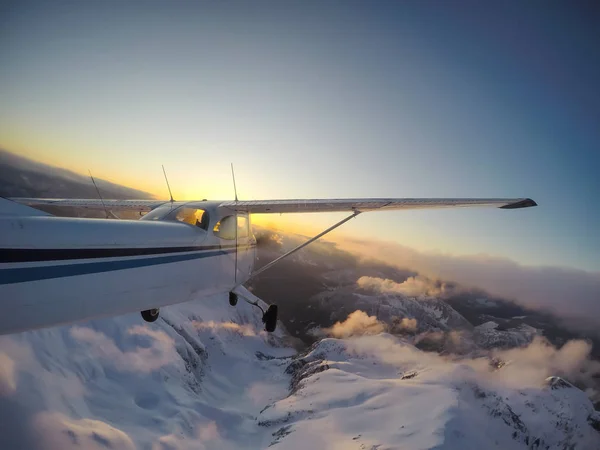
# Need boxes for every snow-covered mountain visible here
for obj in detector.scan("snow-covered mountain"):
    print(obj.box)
[263,335,600,449]
[1,288,599,449]
[0,289,297,449]
[250,229,600,365]
[312,284,473,333]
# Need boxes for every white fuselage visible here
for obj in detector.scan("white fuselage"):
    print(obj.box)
[0,202,256,335]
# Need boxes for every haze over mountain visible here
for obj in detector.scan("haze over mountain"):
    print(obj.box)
[249,228,600,352]
[0,149,153,201]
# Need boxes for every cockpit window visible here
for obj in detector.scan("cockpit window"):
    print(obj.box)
[175,208,209,229]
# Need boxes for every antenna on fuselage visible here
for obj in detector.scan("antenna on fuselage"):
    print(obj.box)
[162,165,175,205]
[88,170,110,219]
[231,163,239,202]
[231,163,239,283]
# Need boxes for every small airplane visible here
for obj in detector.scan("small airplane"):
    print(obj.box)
[0,191,536,336]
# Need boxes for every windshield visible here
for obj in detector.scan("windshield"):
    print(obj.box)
[140,206,209,230]
[139,206,172,221]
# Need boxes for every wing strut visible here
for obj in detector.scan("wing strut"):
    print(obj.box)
[232,210,360,332]
[238,210,361,287]
[231,163,239,283]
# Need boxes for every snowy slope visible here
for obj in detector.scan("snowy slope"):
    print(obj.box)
[261,335,600,449]
[1,291,598,449]
[473,321,540,350]
[0,289,296,449]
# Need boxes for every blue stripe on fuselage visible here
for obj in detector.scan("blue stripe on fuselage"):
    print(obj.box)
[0,249,235,285]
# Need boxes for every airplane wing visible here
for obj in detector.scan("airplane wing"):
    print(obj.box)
[10,197,537,214]
[9,198,166,212]
[220,198,537,214]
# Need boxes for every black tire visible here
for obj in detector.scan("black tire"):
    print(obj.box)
[141,308,160,322]
[229,292,238,306]
[262,305,278,332]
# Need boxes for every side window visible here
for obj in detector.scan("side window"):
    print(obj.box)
[213,215,236,240]
[213,215,249,240]
[175,208,209,230]
[237,215,249,238]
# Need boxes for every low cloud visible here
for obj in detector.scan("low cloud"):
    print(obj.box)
[0,336,84,402]
[345,333,600,393]
[398,317,418,332]
[341,238,600,330]
[70,325,177,373]
[325,308,600,395]
[0,353,17,397]
[322,311,387,339]
[245,382,279,406]
[254,228,284,249]
[196,421,220,442]
[358,275,449,298]
[193,321,257,337]
[33,412,135,450]
[488,336,600,389]
[152,421,229,450]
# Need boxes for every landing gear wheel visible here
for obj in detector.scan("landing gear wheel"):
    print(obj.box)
[262,304,278,333]
[229,292,238,306]
[141,308,160,323]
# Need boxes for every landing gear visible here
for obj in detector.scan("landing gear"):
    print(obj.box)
[262,304,278,333]
[141,308,160,322]
[229,291,278,333]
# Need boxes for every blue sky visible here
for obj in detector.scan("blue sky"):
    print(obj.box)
[1,1,598,271]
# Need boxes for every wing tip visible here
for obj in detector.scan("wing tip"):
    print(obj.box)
[500,198,538,209]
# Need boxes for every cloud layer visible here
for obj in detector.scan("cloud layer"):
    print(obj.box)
[344,324,600,391]
[358,275,450,298]
[340,238,600,329]
[320,311,600,402]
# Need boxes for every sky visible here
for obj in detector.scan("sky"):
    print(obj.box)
[0,0,599,271]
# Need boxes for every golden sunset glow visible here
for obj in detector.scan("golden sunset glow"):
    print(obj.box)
[1,1,598,271]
